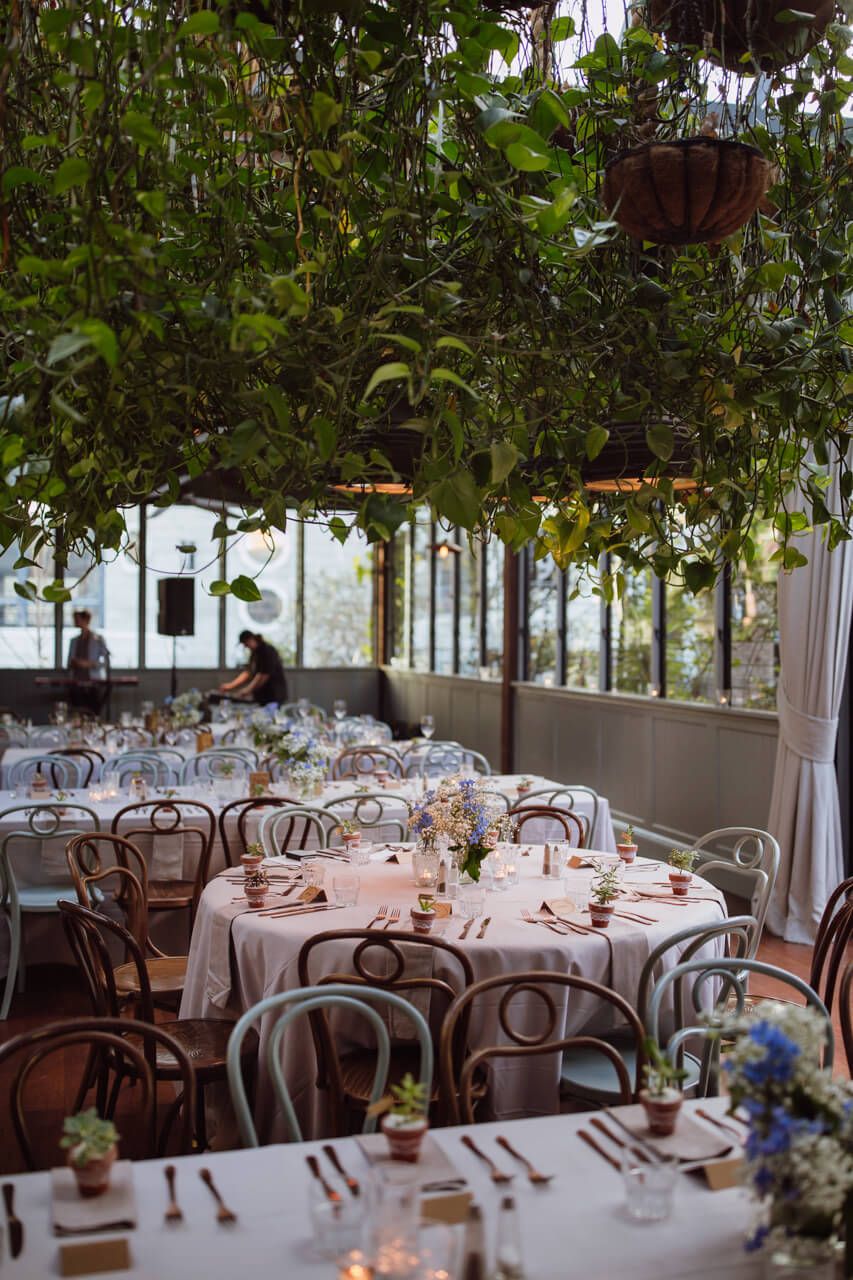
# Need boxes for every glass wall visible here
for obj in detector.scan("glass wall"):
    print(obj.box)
[666,579,716,702]
[411,521,431,672]
[484,541,503,677]
[565,568,600,690]
[611,568,653,694]
[527,549,559,685]
[433,545,456,675]
[146,507,222,668]
[0,541,55,668]
[458,540,480,677]
[303,523,373,667]
[731,524,779,709]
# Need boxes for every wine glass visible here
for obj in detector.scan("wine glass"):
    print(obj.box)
[333,699,347,721]
[419,714,434,740]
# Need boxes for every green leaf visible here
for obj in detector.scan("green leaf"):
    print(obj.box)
[308,149,343,178]
[42,580,72,604]
[585,426,609,461]
[310,92,342,135]
[505,141,551,172]
[646,422,674,462]
[684,560,718,594]
[490,440,520,484]
[429,368,480,398]
[364,362,410,398]
[53,157,91,195]
[230,574,262,602]
[313,416,336,461]
[78,320,118,369]
[47,332,93,365]
[81,82,104,113]
[136,190,166,219]
[432,470,482,530]
[435,336,474,356]
[208,579,230,596]
[178,11,220,36]
[536,185,577,235]
[121,111,161,149]
[2,166,47,194]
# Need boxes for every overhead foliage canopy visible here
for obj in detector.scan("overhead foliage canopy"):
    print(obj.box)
[2,0,853,600]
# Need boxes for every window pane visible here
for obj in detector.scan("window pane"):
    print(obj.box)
[666,579,716,702]
[411,521,431,672]
[303,524,373,666]
[224,526,297,670]
[565,567,600,690]
[145,507,221,668]
[390,528,410,668]
[612,567,652,694]
[0,542,56,668]
[527,550,558,685]
[458,541,481,677]
[484,541,503,677]
[63,509,140,669]
[433,541,456,675]
[731,524,779,709]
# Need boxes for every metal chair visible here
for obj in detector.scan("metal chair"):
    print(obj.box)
[508,804,585,847]
[109,799,216,932]
[0,802,100,1019]
[218,797,292,868]
[514,785,600,845]
[324,793,409,843]
[103,727,152,752]
[559,915,757,1107]
[689,827,780,953]
[28,727,69,749]
[0,1016,196,1167]
[439,971,646,1124]
[330,746,404,781]
[110,750,181,787]
[257,804,338,857]
[417,742,492,779]
[0,724,30,747]
[646,957,833,1094]
[227,983,432,1146]
[7,753,84,790]
[298,929,474,1131]
[180,747,259,784]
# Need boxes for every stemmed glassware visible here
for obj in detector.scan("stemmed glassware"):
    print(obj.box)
[333,699,347,720]
[419,714,434,740]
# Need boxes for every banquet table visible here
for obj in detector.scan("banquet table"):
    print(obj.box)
[0,1099,758,1280]
[181,848,727,1145]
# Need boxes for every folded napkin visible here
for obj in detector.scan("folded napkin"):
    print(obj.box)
[356,1133,462,1188]
[615,1104,733,1162]
[52,1161,136,1235]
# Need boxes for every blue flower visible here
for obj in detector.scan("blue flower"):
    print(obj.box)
[745,1225,769,1252]
[739,1023,801,1087]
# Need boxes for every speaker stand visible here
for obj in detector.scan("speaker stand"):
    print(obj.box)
[170,635,178,701]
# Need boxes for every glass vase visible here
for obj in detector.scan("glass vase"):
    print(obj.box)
[763,1235,840,1279]
[412,845,439,889]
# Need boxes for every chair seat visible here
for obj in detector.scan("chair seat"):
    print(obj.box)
[113,955,188,998]
[18,886,71,912]
[155,1020,257,1083]
[340,1047,488,1112]
[149,880,195,908]
[560,1037,701,1105]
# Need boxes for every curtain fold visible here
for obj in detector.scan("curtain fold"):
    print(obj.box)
[766,494,853,942]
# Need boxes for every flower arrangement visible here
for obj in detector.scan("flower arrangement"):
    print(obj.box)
[164,688,203,728]
[642,1039,688,1098]
[249,704,293,752]
[717,1004,853,1262]
[409,777,505,881]
[288,759,326,799]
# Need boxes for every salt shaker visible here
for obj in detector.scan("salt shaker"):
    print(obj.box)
[542,841,551,876]
[462,1203,486,1280]
[495,1195,525,1280]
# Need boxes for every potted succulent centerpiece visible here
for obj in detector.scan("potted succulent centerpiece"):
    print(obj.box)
[516,776,534,798]
[336,819,362,853]
[410,894,436,935]
[589,863,621,927]
[244,869,270,909]
[639,1041,688,1136]
[241,840,265,875]
[61,1109,120,1198]
[379,1072,430,1162]
[669,848,698,896]
[617,825,638,864]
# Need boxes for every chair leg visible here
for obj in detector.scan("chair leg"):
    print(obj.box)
[194,1081,208,1152]
[0,912,21,1020]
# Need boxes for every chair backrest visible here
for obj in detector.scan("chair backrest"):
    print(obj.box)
[514,785,599,844]
[257,804,338,856]
[59,895,158,1024]
[104,727,152,751]
[48,748,103,787]
[439,970,646,1124]
[0,803,100,897]
[65,833,157,957]
[179,747,259,784]
[8,753,84,789]
[298,929,474,1125]
[690,827,780,952]
[323,793,408,842]
[29,727,68,748]
[109,800,216,911]
[418,742,492,779]
[0,1015,195,1169]
[837,958,853,1076]
[227,983,433,1146]
[330,746,403,781]
[646,957,833,1092]
[810,874,853,1014]
[0,724,29,747]
[507,804,585,848]
[635,915,758,1031]
[218,797,292,868]
[109,751,179,787]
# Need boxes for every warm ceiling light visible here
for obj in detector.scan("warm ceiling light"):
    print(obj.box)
[331,483,412,495]
[584,477,698,493]
[429,540,462,558]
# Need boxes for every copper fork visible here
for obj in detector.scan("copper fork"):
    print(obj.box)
[496,1135,554,1184]
[199,1168,237,1224]
[366,904,388,928]
[461,1134,514,1183]
[164,1165,183,1223]
[383,906,400,930]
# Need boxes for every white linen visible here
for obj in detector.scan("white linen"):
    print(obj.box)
[766,478,853,942]
[1,1100,759,1280]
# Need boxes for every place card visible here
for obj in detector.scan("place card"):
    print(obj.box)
[249,770,270,794]
[700,1155,743,1190]
[567,855,595,869]
[59,1239,131,1276]
[299,886,327,903]
[195,730,214,752]
[541,898,580,920]
[432,901,453,918]
[421,1191,472,1224]
[614,1105,733,1162]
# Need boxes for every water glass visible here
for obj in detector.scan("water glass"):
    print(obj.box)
[458,883,486,921]
[303,860,325,888]
[332,873,360,907]
[419,714,434,740]
[549,843,569,879]
[334,699,347,721]
[366,1163,420,1275]
[351,840,372,866]
[307,1180,363,1260]
[622,1156,678,1222]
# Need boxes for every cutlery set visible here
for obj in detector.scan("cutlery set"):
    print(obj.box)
[305,1148,361,1202]
[461,1133,553,1186]
[160,1167,237,1226]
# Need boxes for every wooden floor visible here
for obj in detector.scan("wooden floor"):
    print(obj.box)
[0,922,841,1177]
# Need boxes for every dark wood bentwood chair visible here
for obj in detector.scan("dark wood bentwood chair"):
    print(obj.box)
[218,796,292,868]
[507,805,586,847]
[110,798,217,937]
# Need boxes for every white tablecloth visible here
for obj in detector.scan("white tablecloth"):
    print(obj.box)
[181,850,726,1144]
[0,1100,758,1280]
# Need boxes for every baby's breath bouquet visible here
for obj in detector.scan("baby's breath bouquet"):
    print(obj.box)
[409,776,504,881]
[719,1003,853,1267]
[165,688,203,728]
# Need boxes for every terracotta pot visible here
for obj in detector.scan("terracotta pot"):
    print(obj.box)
[516,784,532,798]
[617,843,638,864]
[245,882,269,909]
[603,137,774,246]
[381,1115,429,1163]
[639,1088,684,1136]
[410,907,436,935]
[240,853,264,875]
[648,0,833,70]
[342,832,361,852]
[68,1144,118,1198]
[373,770,390,786]
[589,901,615,928]
[669,870,692,897]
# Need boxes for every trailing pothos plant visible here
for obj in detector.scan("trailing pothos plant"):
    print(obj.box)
[1,0,853,605]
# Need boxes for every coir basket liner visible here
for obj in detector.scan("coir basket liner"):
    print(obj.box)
[648,0,834,71]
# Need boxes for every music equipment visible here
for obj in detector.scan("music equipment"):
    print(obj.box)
[157,578,194,636]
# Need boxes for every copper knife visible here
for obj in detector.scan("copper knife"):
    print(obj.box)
[3,1182,23,1258]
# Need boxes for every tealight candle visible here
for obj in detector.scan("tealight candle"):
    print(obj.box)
[338,1251,374,1280]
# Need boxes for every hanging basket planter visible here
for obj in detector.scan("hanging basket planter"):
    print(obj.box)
[647,0,834,70]
[580,422,698,492]
[602,137,774,245]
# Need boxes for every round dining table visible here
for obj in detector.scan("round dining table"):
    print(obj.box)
[181,846,728,1145]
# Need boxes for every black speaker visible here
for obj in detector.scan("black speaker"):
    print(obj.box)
[157,578,195,636]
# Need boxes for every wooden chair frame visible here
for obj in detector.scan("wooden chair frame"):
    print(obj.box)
[330,746,404,781]
[507,804,585,847]
[109,799,216,924]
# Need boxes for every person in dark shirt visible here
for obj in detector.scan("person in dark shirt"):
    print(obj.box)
[67,609,109,715]
[219,631,288,706]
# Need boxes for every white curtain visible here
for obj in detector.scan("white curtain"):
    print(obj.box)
[766,496,853,942]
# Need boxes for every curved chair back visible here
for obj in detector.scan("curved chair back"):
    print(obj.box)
[59,894,156,1019]
[109,800,216,918]
[439,970,646,1124]
[258,804,338,857]
[179,747,259,784]
[810,874,853,1014]
[508,804,585,848]
[65,834,158,958]
[636,915,757,1032]
[8,753,84,790]
[227,983,433,1146]
[48,747,103,787]
[0,1015,195,1168]
[514,785,599,844]
[646,957,833,1093]
[218,797,292,868]
[110,750,179,787]
[690,827,780,953]
[331,746,403,781]
[837,959,853,1075]
[323,793,408,843]
[418,742,491,779]
[29,727,68,749]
